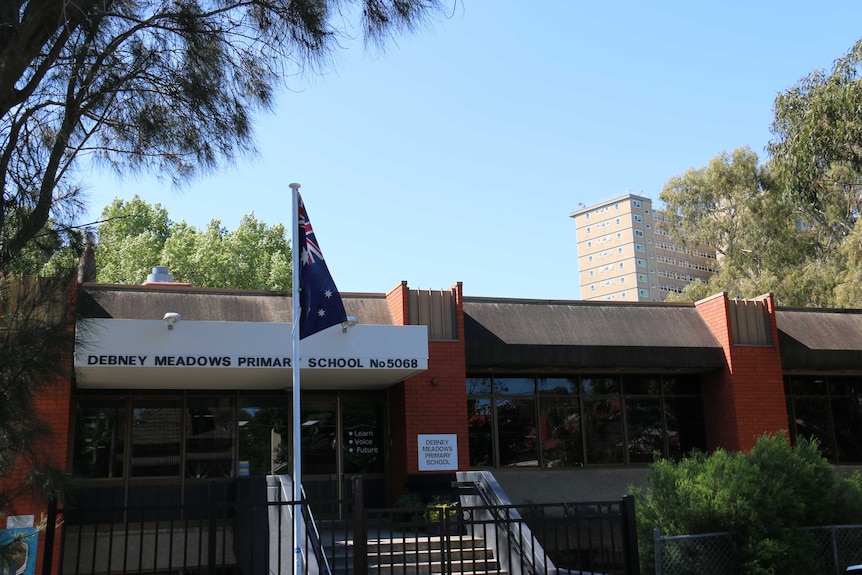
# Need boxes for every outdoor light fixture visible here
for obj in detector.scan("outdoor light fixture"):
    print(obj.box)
[163,312,181,330]
[341,316,358,333]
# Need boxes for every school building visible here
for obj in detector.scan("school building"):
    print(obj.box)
[4,268,862,572]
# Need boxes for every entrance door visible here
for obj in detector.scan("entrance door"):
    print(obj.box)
[301,397,387,517]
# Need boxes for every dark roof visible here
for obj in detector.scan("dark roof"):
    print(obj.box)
[463,297,725,372]
[777,308,862,372]
[77,284,394,325]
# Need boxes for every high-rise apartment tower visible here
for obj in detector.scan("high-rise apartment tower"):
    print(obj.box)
[570,193,716,302]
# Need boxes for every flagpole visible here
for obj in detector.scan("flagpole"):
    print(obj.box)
[289,182,303,575]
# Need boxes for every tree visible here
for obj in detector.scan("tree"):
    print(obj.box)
[96,195,291,289]
[659,147,822,305]
[1,0,443,562]
[634,434,862,575]
[769,39,862,248]
[1,0,443,275]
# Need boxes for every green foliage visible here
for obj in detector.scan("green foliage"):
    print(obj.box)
[96,196,291,289]
[1,0,441,274]
[633,434,862,575]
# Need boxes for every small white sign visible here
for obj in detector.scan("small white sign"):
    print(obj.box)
[6,515,34,528]
[418,434,458,471]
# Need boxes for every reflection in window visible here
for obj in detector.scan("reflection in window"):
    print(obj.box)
[539,399,582,467]
[467,374,706,468]
[74,400,125,478]
[785,375,862,463]
[625,399,662,463]
[186,397,235,478]
[497,398,538,467]
[131,401,182,477]
[301,403,337,476]
[343,403,384,474]
[238,397,289,476]
[584,398,624,464]
[467,399,494,467]
[791,398,832,460]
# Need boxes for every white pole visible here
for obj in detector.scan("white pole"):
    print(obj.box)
[289,182,303,575]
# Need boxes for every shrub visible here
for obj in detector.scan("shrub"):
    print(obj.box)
[632,433,862,575]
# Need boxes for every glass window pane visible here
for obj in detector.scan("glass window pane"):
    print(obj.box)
[832,397,862,463]
[539,399,583,467]
[623,375,662,395]
[467,399,494,467]
[663,375,701,395]
[238,397,289,476]
[131,400,182,477]
[301,402,337,476]
[186,397,235,479]
[788,376,828,396]
[831,377,862,397]
[74,399,125,478]
[496,398,538,467]
[494,377,535,396]
[792,398,833,460]
[343,403,384,474]
[467,377,492,396]
[538,377,579,396]
[583,376,621,396]
[584,398,624,464]
[626,399,663,463]
[665,396,707,459]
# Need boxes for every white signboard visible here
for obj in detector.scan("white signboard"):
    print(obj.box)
[418,434,458,471]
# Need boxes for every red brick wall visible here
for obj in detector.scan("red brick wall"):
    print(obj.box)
[695,293,788,452]
[386,282,468,502]
[1,277,76,575]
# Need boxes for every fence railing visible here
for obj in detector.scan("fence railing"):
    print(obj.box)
[653,525,862,575]
[44,478,640,575]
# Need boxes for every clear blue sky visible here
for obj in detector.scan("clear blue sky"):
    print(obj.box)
[82,2,862,300]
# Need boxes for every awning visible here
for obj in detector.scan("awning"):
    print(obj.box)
[75,319,428,390]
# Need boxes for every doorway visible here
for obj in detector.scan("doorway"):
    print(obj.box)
[301,394,387,517]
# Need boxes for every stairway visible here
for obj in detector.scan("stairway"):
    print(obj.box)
[325,533,506,575]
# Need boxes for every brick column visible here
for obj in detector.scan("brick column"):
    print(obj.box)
[386,282,468,503]
[695,292,788,452]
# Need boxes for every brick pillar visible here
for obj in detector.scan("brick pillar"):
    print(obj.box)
[695,292,788,452]
[386,282,468,503]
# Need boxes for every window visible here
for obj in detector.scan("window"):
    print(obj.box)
[619,262,625,269]
[638,274,647,282]
[637,259,646,267]
[590,284,596,291]
[615,203,619,209]
[786,376,862,463]
[621,291,626,298]
[635,230,644,237]
[620,276,626,283]
[466,374,705,468]
[587,241,592,247]
[73,393,288,481]
[633,200,641,208]
[589,270,594,277]
[618,247,623,254]
[636,244,645,252]
[616,218,621,224]
[639,289,649,297]
[634,215,642,222]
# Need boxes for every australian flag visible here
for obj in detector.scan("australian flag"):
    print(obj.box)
[298,193,348,339]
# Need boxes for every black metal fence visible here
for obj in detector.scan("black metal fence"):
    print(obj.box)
[44,478,640,575]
